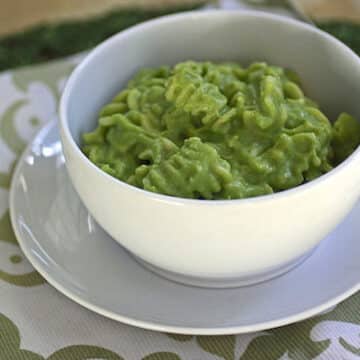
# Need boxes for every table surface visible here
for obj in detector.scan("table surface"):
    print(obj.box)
[1,0,359,36]
[0,0,205,36]
[1,1,360,359]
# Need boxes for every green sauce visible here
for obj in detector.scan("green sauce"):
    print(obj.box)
[82,61,360,199]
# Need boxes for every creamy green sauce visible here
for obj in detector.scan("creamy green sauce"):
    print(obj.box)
[82,61,360,199]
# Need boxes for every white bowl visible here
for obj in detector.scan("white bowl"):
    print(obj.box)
[60,10,360,288]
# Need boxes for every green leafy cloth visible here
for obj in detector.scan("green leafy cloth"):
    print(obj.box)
[0,3,359,72]
[0,4,205,72]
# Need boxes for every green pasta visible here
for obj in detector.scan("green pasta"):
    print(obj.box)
[82,61,360,200]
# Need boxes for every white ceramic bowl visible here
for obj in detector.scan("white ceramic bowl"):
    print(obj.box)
[60,10,360,288]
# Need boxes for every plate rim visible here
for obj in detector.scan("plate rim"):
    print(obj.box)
[9,121,360,335]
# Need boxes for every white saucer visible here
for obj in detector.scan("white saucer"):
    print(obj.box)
[10,121,360,335]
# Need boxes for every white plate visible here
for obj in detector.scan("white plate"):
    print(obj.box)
[10,121,360,335]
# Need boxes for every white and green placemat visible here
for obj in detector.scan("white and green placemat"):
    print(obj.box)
[1,1,360,359]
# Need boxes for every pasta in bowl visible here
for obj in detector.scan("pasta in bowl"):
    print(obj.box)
[60,11,360,287]
[82,61,360,200]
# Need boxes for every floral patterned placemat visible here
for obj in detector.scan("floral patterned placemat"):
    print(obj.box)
[1,1,360,359]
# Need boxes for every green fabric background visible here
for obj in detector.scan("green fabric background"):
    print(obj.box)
[0,1,359,71]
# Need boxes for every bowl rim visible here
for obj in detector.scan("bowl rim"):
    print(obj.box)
[60,9,360,206]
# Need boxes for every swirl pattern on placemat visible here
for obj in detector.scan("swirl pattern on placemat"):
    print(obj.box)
[1,2,360,359]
